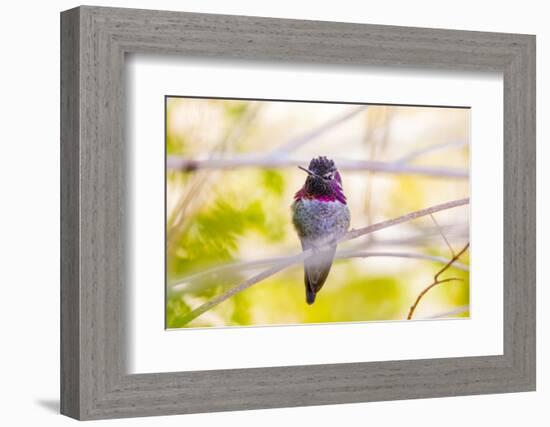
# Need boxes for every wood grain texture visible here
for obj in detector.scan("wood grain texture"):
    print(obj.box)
[60,7,80,419]
[60,5,536,420]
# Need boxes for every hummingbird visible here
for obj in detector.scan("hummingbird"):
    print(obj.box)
[292,156,351,305]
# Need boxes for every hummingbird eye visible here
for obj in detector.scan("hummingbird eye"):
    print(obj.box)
[322,172,333,180]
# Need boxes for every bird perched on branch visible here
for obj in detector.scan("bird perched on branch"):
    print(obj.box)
[292,157,351,304]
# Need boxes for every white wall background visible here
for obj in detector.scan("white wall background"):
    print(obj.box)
[0,0,546,425]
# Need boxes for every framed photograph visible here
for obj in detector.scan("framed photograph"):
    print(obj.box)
[164,97,471,330]
[61,6,536,420]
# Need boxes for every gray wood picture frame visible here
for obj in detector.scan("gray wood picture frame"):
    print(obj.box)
[60,5,536,421]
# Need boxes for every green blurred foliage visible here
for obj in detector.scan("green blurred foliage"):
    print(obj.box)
[165,99,470,328]
[168,192,283,280]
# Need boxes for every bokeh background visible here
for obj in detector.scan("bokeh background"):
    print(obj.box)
[166,97,470,329]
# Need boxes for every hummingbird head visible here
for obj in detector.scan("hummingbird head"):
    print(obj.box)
[295,156,346,203]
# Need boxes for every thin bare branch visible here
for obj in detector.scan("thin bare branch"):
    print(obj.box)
[407,242,470,320]
[167,156,468,179]
[175,198,469,326]
[397,140,468,164]
[358,225,469,249]
[170,250,469,294]
[430,214,455,257]
[426,305,470,319]
[270,105,368,156]
[341,251,469,272]
[344,199,469,241]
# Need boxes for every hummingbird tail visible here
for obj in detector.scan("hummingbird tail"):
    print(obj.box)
[303,245,336,305]
[305,283,316,305]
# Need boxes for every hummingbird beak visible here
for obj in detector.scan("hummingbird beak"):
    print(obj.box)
[298,165,317,176]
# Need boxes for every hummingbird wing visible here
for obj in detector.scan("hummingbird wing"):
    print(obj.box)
[301,240,337,305]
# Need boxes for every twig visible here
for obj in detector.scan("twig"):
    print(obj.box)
[361,108,391,243]
[167,156,468,179]
[174,198,469,325]
[426,305,470,319]
[170,250,469,294]
[430,214,455,257]
[407,243,470,320]
[270,105,368,156]
[342,251,469,272]
[357,225,469,249]
[344,199,468,241]
[396,140,468,164]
